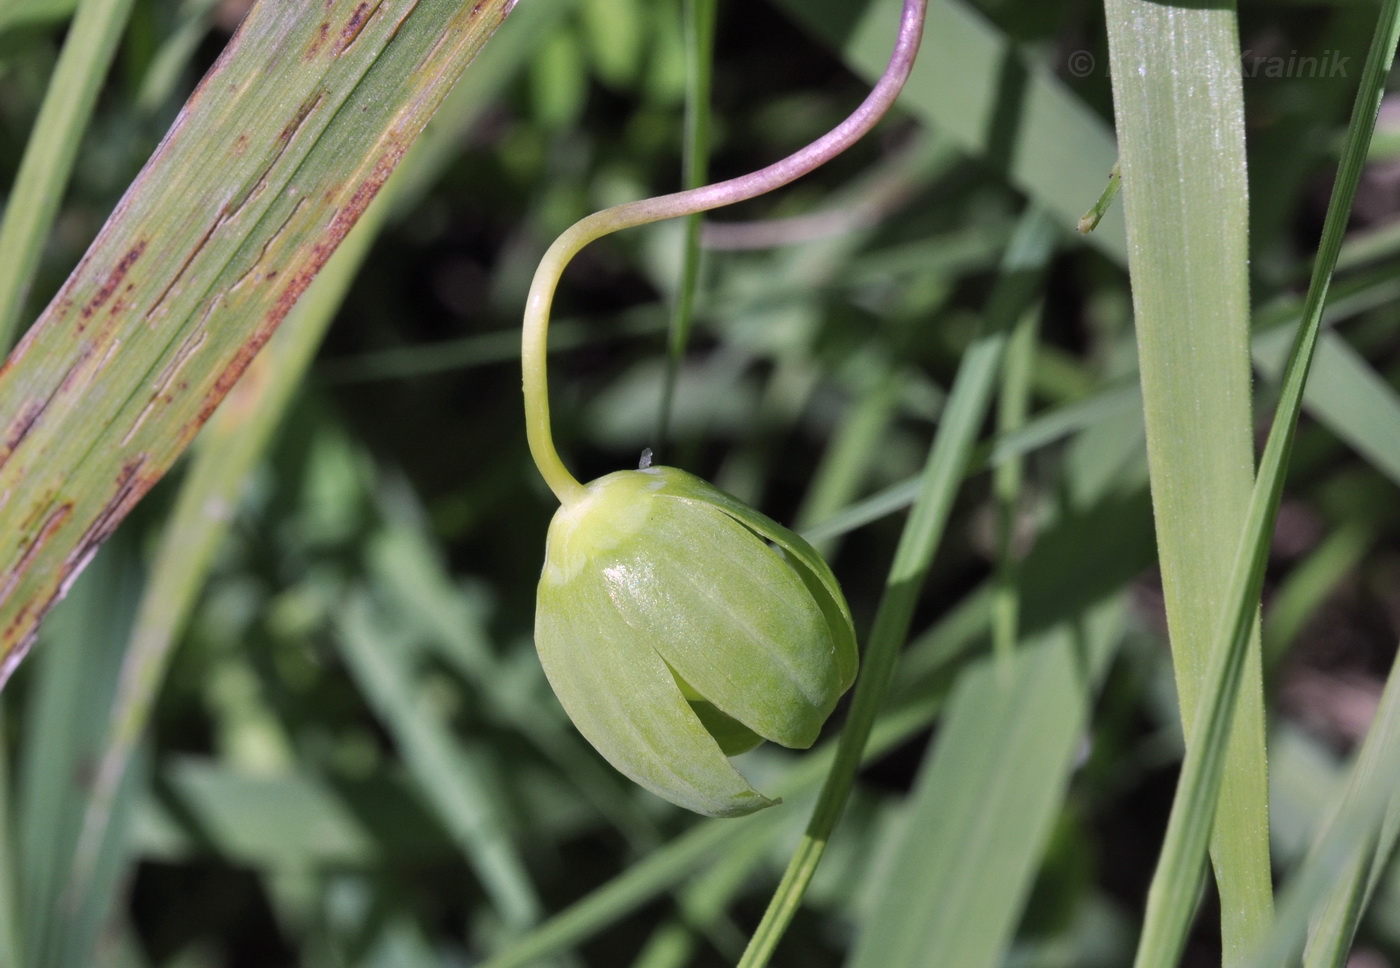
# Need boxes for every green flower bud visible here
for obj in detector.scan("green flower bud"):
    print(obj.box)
[534,465,858,818]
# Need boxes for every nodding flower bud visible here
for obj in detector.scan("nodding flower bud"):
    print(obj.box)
[534,466,858,817]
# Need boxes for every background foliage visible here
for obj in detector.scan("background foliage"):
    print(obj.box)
[3,0,1400,965]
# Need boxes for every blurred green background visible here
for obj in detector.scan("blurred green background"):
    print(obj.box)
[2,0,1400,965]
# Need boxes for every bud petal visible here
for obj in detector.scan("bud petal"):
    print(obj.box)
[534,466,857,817]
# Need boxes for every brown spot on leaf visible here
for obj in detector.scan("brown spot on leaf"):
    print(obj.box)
[3,603,32,644]
[1,400,44,465]
[0,501,72,610]
[184,142,402,437]
[14,491,55,535]
[65,457,152,581]
[337,1,381,55]
[0,456,155,680]
[80,241,147,320]
[305,20,332,59]
[277,92,323,144]
[146,220,221,324]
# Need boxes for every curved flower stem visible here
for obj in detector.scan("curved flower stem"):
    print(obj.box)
[521,0,928,506]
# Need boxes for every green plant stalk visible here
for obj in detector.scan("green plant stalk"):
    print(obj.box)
[735,208,1056,967]
[1128,1,1400,964]
[0,0,139,350]
[657,0,716,445]
[522,0,926,506]
[1103,1,1273,959]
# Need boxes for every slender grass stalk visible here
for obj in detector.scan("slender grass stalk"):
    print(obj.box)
[1103,2,1273,959]
[735,209,1056,967]
[0,0,138,349]
[656,0,716,446]
[1253,650,1400,968]
[1128,2,1400,964]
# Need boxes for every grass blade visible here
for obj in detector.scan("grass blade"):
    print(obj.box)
[63,0,558,900]
[0,0,517,682]
[1126,2,1400,965]
[991,302,1039,667]
[1103,2,1273,958]
[848,599,1123,968]
[0,0,77,35]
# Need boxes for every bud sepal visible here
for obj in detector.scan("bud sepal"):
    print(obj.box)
[534,466,857,817]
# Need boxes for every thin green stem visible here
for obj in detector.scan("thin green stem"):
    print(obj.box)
[736,209,1056,968]
[522,0,928,506]
[1077,161,1121,235]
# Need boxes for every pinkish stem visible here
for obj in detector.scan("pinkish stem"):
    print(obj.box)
[523,0,928,505]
